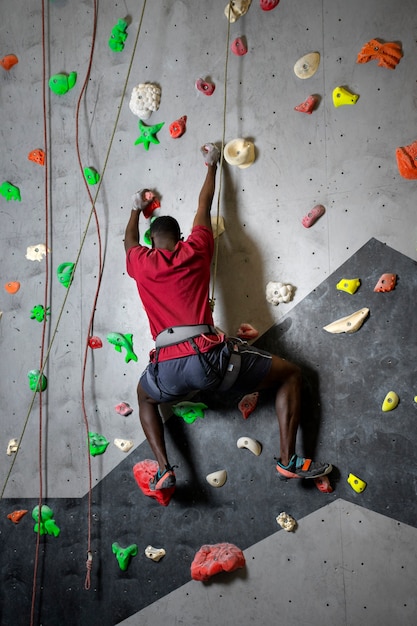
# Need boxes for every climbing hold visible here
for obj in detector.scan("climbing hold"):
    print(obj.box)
[314,475,333,493]
[57,262,75,288]
[4,281,20,294]
[112,542,138,571]
[129,83,161,119]
[276,512,297,532]
[347,473,367,493]
[294,52,320,79]
[356,39,403,70]
[237,436,262,456]
[88,432,110,456]
[265,281,294,305]
[191,543,246,581]
[302,204,325,227]
[382,391,399,412]
[84,167,100,185]
[49,72,77,95]
[374,273,396,292]
[7,509,28,524]
[32,505,60,536]
[224,0,252,22]
[231,37,248,56]
[28,370,47,392]
[195,77,215,96]
[396,140,417,179]
[224,138,255,168]
[0,181,21,201]
[133,460,175,506]
[260,0,280,10]
[107,332,138,363]
[211,215,225,238]
[108,19,128,52]
[236,323,259,340]
[114,438,134,452]
[294,94,318,114]
[336,278,361,295]
[26,243,49,262]
[30,305,50,322]
[323,308,369,334]
[28,149,45,166]
[134,119,165,150]
[115,401,133,416]
[0,54,18,70]
[238,392,259,419]
[88,336,103,349]
[332,86,359,107]
[172,401,208,423]
[169,115,187,138]
[143,197,160,219]
[144,217,157,246]
[206,469,227,488]
[6,438,19,455]
[145,545,166,562]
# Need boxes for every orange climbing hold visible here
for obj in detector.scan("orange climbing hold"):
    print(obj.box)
[396,140,417,179]
[356,39,403,70]
[4,281,20,294]
[294,95,318,114]
[7,509,28,524]
[28,149,45,166]
[374,273,396,292]
[238,392,259,419]
[0,54,18,70]
[169,116,187,138]
[191,543,246,581]
[314,475,333,493]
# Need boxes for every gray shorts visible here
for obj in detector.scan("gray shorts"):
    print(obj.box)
[139,340,272,402]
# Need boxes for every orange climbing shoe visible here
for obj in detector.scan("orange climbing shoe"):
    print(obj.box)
[149,465,177,490]
[276,454,332,480]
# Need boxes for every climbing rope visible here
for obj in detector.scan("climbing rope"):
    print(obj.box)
[209,2,232,310]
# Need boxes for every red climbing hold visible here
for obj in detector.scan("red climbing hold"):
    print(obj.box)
[143,198,160,219]
[191,543,246,581]
[231,37,248,56]
[314,475,333,493]
[238,392,259,419]
[294,95,318,114]
[195,78,215,96]
[260,0,280,11]
[169,116,187,138]
[7,509,28,524]
[133,460,175,506]
[88,336,103,349]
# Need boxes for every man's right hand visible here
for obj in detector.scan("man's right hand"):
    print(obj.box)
[200,143,221,166]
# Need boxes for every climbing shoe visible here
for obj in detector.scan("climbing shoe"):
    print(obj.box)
[149,464,177,490]
[276,454,332,480]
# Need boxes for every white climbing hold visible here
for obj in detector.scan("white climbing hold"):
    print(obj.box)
[323,308,369,334]
[145,545,166,562]
[237,436,262,456]
[129,83,161,119]
[7,438,19,455]
[206,469,227,488]
[25,243,50,262]
[114,438,134,452]
[276,512,297,532]
[265,281,294,305]
[294,52,320,79]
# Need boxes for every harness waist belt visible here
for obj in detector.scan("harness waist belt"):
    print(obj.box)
[155,324,218,348]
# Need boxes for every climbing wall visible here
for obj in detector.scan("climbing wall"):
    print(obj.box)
[1,0,417,625]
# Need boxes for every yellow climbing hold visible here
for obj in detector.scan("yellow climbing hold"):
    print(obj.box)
[347,473,367,493]
[382,391,399,412]
[333,86,359,107]
[336,278,361,295]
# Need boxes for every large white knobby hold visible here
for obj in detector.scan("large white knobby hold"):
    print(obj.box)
[237,436,262,456]
[145,545,166,562]
[266,281,294,305]
[129,83,161,119]
[276,511,297,532]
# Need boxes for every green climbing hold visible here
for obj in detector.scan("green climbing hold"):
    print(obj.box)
[57,262,75,288]
[0,181,21,201]
[172,401,208,424]
[28,369,47,392]
[134,119,165,151]
[108,19,128,52]
[89,432,110,456]
[32,505,60,537]
[49,71,77,95]
[84,167,100,185]
[112,542,138,571]
[30,304,50,322]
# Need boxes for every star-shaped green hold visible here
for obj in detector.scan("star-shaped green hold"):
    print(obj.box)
[134,119,165,151]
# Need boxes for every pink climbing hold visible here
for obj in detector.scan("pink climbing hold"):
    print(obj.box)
[196,78,215,96]
[314,475,333,493]
[231,37,248,56]
[260,0,280,11]
[115,401,133,416]
[191,543,246,581]
[294,95,318,114]
[374,273,396,293]
[238,392,259,419]
[133,460,175,506]
[302,204,325,228]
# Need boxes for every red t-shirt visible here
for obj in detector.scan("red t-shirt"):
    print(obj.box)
[126,225,222,361]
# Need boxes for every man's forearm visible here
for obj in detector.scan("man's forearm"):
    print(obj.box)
[198,164,217,213]
[124,209,140,252]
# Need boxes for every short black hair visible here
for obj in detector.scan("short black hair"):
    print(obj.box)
[150,216,181,241]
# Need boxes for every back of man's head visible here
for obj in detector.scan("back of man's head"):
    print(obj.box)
[150,216,181,242]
